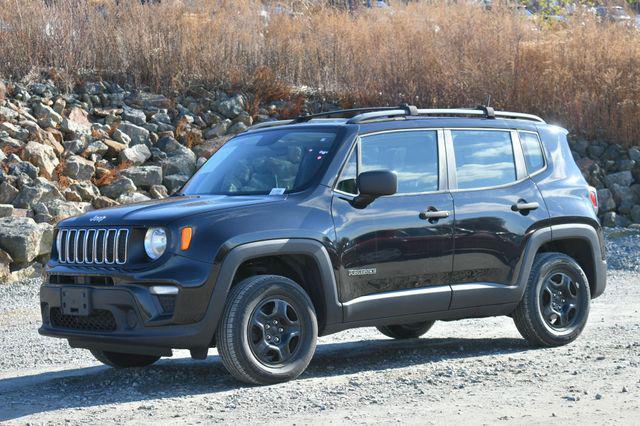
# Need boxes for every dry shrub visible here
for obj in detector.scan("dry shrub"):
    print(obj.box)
[92,161,132,187]
[1,1,640,145]
[53,161,70,189]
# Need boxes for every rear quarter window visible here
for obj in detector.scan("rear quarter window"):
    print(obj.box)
[519,131,545,174]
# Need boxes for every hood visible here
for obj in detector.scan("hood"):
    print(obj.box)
[59,194,284,227]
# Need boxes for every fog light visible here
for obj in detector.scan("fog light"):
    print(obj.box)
[126,309,138,329]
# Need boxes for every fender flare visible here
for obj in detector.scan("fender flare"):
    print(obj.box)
[514,223,606,301]
[202,238,342,341]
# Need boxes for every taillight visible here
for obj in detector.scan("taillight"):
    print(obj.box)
[588,187,598,213]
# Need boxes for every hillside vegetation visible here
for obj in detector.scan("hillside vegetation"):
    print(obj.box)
[1,0,640,145]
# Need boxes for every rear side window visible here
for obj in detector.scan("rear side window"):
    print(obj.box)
[519,131,545,174]
[451,130,516,190]
[360,131,439,194]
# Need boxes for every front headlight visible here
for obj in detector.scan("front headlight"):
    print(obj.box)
[144,227,167,260]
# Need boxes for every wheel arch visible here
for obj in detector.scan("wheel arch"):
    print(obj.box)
[207,239,342,340]
[520,224,606,301]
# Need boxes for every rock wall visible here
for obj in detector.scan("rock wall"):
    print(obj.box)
[0,78,638,279]
[570,139,640,226]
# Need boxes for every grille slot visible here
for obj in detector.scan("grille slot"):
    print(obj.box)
[57,228,129,265]
[50,308,117,332]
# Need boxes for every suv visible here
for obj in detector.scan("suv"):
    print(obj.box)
[39,106,606,384]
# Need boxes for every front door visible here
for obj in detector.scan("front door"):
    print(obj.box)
[331,130,454,322]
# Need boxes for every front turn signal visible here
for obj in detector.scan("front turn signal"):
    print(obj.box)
[180,227,193,251]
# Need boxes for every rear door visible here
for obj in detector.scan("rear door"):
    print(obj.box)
[446,129,549,309]
[332,129,454,322]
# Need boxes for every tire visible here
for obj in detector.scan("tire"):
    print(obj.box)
[217,275,318,385]
[513,252,591,347]
[376,320,435,339]
[90,350,160,368]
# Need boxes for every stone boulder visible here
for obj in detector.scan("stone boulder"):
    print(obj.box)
[120,165,162,188]
[604,171,634,189]
[122,106,147,126]
[119,121,150,146]
[117,192,151,204]
[163,174,189,194]
[63,155,96,180]
[0,204,14,217]
[100,177,136,199]
[61,107,92,138]
[156,136,196,176]
[215,95,245,118]
[0,217,53,263]
[23,141,59,178]
[119,144,151,165]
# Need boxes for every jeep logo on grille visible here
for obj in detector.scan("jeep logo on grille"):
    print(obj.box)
[89,215,107,223]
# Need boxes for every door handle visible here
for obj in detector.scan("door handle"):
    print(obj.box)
[419,209,450,221]
[512,201,539,213]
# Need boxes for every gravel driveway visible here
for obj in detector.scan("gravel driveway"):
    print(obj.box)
[1,229,639,425]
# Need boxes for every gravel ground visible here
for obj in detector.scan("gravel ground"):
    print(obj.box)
[0,229,639,425]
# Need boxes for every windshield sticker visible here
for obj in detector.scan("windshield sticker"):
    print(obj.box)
[269,188,286,196]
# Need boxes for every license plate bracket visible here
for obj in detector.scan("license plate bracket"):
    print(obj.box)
[61,287,91,316]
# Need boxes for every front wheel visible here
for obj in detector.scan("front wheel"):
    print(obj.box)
[377,320,435,339]
[91,350,160,368]
[513,252,591,347]
[217,275,318,385]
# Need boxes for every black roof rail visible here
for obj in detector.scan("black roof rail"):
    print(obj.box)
[348,107,545,124]
[247,105,545,130]
[292,106,406,123]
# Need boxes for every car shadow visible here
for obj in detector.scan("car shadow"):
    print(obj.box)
[0,336,532,421]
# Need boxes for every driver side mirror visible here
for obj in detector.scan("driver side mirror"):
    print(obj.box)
[352,170,397,208]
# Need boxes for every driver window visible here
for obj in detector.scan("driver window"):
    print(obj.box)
[360,131,439,194]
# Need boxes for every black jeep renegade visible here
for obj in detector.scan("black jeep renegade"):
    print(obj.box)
[39,106,607,384]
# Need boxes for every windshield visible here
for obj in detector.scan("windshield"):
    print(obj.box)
[181,129,338,195]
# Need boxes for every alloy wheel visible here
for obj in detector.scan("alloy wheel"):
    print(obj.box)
[248,298,302,366]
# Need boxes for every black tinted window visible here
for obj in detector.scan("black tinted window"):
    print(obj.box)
[451,130,516,190]
[360,131,438,194]
[519,131,545,174]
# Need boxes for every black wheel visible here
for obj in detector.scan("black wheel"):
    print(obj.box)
[377,320,435,339]
[216,275,318,385]
[513,252,591,347]
[90,350,160,368]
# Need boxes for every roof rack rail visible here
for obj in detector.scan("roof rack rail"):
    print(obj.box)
[247,105,545,131]
[347,106,545,124]
[291,106,409,123]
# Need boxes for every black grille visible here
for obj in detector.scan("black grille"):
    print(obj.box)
[48,275,114,286]
[157,295,176,314]
[56,228,129,264]
[50,308,117,332]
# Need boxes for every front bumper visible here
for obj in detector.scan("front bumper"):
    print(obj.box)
[39,284,217,355]
[39,254,221,355]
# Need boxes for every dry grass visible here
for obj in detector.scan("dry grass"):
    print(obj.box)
[1,1,640,145]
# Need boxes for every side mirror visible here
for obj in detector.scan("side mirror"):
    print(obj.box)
[352,170,397,208]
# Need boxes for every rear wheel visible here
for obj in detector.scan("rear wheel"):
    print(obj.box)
[217,275,318,385]
[513,252,591,347]
[377,320,435,339]
[91,350,160,368]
